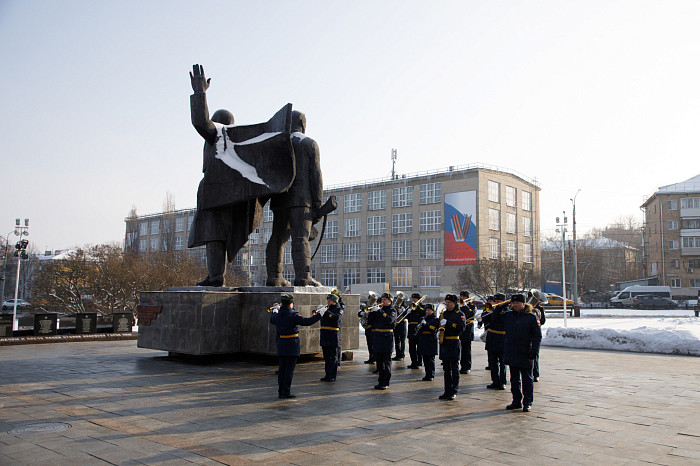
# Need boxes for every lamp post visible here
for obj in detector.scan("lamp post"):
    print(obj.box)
[0,229,17,307]
[11,218,29,331]
[570,189,581,317]
[556,212,568,327]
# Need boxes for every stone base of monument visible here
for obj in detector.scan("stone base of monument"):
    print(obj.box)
[136,287,359,357]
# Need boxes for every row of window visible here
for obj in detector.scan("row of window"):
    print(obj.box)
[338,183,443,213]
[488,180,533,211]
[139,216,192,236]
[664,197,700,211]
[316,239,441,263]
[668,259,700,270]
[669,278,700,288]
[305,266,442,288]
[667,236,700,250]
[488,209,533,236]
[665,219,700,231]
[489,238,534,263]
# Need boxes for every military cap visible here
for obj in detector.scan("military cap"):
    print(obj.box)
[459,290,470,298]
[445,294,459,304]
[380,292,393,301]
[494,292,507,302]
[511,294,526,303]
[411,292,421,300]
[326,293,339,303]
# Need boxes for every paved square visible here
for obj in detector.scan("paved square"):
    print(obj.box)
[0,340,698,464]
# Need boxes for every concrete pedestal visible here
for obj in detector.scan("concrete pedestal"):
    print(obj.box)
[137,287,359,356]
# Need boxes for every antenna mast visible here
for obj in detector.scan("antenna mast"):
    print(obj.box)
[391,148,397,180]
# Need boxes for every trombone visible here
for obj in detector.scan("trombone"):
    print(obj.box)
[397,294,426,324]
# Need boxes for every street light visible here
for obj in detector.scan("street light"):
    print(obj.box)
[570,189,581,316]
[556,212,568,328]
[11,218,29,331]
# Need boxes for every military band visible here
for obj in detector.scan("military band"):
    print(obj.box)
[268,288,546,412]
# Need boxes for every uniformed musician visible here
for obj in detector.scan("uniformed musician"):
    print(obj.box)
[417,303,439,381]
[481,292,507,390]
[406,292,427,370]
[459,290,476,374]
[320,293,343,382]
[438,294,467,401]
[372,292,397,390]
[269,293,321,399]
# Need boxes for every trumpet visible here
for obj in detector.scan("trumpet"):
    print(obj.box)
[266,303,281,313]
[458,296,475,306]
[397,294,427,324]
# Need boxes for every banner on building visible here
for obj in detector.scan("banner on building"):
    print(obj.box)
[444,191,477,265]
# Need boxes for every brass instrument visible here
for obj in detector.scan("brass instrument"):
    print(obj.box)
[266,303,281,313]
[458,296,475,306]
[436,303,447,344]
[397,294,426,324]
[527,288,548,307]
[360,291,380,329]
[314,304,329,315]
[394,291,409,324]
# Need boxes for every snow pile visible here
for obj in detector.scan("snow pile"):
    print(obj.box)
[543,318,700,356]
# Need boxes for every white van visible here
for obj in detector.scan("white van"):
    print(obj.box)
[609,285,672,308]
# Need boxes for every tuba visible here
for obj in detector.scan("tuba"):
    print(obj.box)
[527,288,548,307]
[360,291,380,329]
[393,291,409,324]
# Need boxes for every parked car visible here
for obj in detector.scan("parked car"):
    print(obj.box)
[631,295,678,310]
[544,294,574,308]
[1,299,31,311]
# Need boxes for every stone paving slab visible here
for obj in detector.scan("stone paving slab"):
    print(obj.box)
[0,340,698,465]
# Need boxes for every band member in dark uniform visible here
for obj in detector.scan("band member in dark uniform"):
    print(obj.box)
[320,293,343,382]
[333,289,345,368]
[527,290,546,382]
[459,290,476,374]
[372,293,397,390]
[406,292,427,369]
[269,293,321,399]
[481,292,507,390]
[438,294,467,400]
[491,294,542,412]
[359,304,376,364]
[392,300,407,361]
[417,304,439,381]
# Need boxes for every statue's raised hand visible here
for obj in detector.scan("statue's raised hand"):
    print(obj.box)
[190,64,211,93]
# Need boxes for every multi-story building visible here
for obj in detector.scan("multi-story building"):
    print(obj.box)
[125,164,541,297]
[641,174,700,299]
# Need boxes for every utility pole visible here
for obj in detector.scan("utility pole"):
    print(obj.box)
[11,218,29,331]
[556,213,568,327]
[571,189,581,317]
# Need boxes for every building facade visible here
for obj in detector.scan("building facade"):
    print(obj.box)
[641,174,700,299]
[125,164,541,298]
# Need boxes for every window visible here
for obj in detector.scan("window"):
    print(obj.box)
[682,219,700,229]
[667,200,677,210]
[392,267,412,287]
[321,244,338,263]
[392,240,412,260]
[392,213,413,234]
[667,220,679,230]
[344,193,362,213]
[420,266,441,287]
[367,267,385,283]
[506,186,517,207]
[690,279,700,288]
[488,180,500,203]
[420,238,441,259]
[139,239,147,252]
[343,243,361,262]
[392,186,413,207]
[263,227,272,243]
[682,237,700,248]
[283,247,292,265]
[523,243,533,263]
[522,217,532,237]
[249,228,260,245]
[367,241,385,261]
[367,216,386,236]
[263,204,273,222]
[419,183,441,204]
[175,217,185,232]
[689,259,700,268]
[681,197,700,209]
[234,251,244,267]
[150,221,159,235]
[344,218,361,237]
[670,278,681,288]
[174,236,183,250]
[489,208,500,231]
[139,223,148,236]
[489,238,500,259]
[506,240,517,261]
[522,191,532,212]
[283,269,295,282]
[250,249,260,266]
[326,220,339,238]
[343,268,360,288]
[670,259,680,269]
[506,213,517,234]
[419,210,441,232]
[321,269,337,287]
[368,190,386,210]
[150,238,158,251]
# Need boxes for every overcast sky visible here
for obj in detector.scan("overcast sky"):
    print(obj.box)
[1,1,699,251]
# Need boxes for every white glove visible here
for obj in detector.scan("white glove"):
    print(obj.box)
[272,307,279,314]
[318,307,327,316]
[419,319,426,326]
[440,319,447,326]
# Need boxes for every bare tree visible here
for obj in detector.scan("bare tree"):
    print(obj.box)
[457,258,541,298]
[161,192,176,252]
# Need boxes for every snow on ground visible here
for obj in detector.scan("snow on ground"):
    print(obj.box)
[360,308,700,356]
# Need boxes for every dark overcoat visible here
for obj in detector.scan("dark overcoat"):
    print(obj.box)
[371,305,396,354]
[320,304,343,348]
[439,308,466,361]
[270,305,321,357]
[418,314,439,356]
